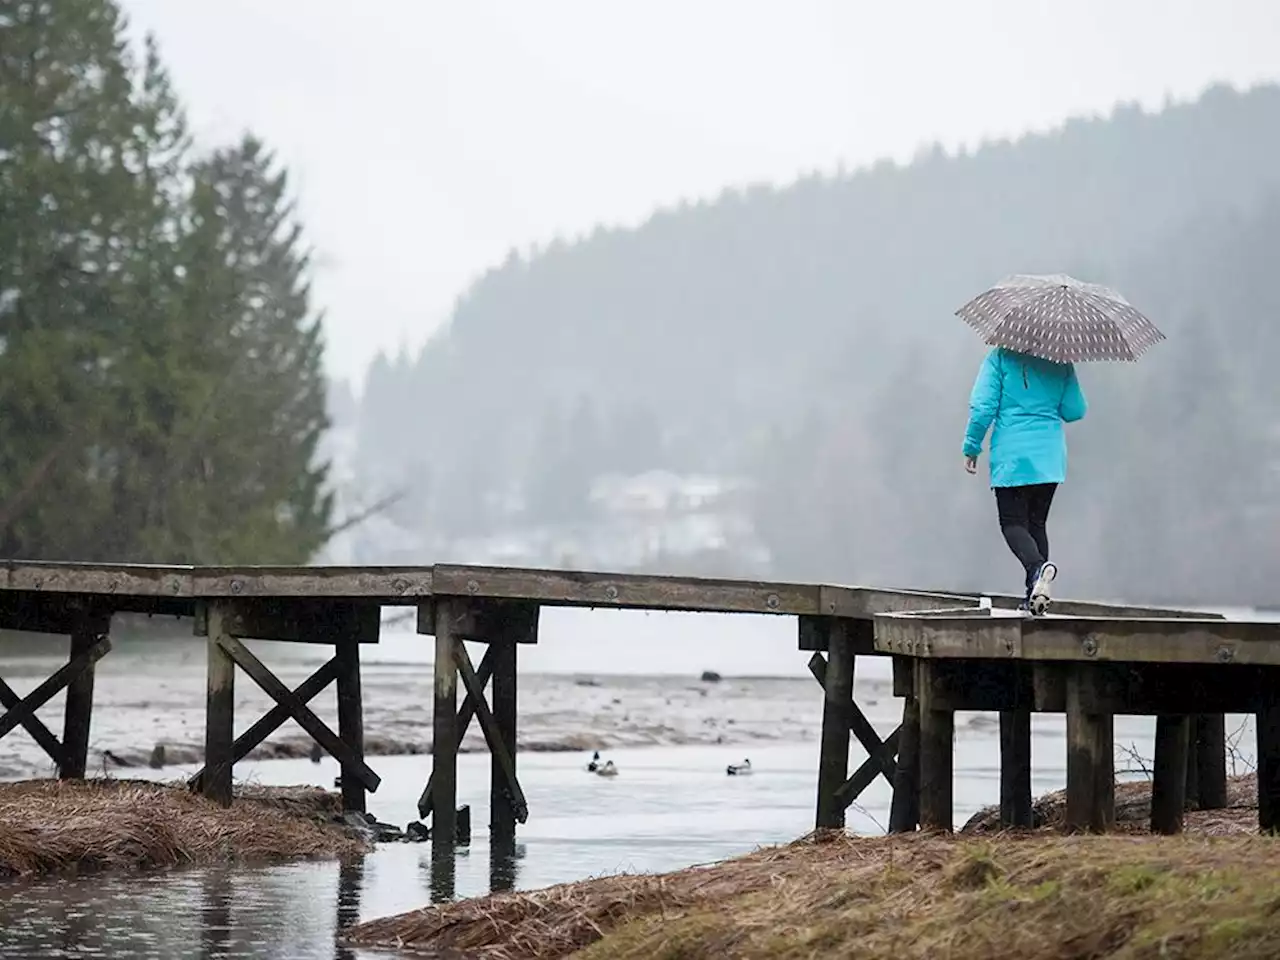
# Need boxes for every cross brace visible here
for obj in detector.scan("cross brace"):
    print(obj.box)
[808,651,901,809]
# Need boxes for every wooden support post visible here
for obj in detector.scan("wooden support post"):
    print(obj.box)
[1151,714,1190,835]
[490,632,519,854]
[453,642,527,822]
[999,710,1032,828]
[1192,713,1228,810]
[203,602,236,807]
[813,618,853,830]
[889,693,920,833]
[60,613,106,779]
[1256,701,1280,834]
[335,632,366,814]
[1064,666,1115,833]
[431,598,461,877]
[417,646,496,820]
[916,660,954,832]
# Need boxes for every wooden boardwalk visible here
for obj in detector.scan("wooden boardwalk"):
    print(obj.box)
[0,559,1260,898]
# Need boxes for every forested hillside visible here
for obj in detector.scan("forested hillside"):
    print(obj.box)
[356,84,1280,607]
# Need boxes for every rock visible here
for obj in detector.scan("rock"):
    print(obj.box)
[456,804,472,846]
[405,820,429,842]
[340,811,376,839]
[310,742,323,763]
[148,744,166,769]
[574,678,602,687]
[371,820,405,843]
[700,670,722,683]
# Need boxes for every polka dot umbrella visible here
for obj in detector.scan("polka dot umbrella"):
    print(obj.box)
[955,273,1166,362]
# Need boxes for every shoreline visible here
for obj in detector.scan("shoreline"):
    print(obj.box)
[0,779,369,880]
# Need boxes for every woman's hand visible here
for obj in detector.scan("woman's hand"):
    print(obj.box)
[964,456,978,475]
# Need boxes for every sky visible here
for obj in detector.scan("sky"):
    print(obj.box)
[118,0,1280,390]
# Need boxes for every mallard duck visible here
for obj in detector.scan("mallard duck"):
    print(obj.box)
[586,750,601,773]
[726,759,752,776]
[596,760,618,778]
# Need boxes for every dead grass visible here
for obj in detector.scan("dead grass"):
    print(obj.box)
[344,830,1280,960]
[0,778,366,878]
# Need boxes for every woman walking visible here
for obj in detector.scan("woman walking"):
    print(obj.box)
[962,346,1087,614]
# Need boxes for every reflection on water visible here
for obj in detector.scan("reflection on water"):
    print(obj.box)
[0,718,1204,959]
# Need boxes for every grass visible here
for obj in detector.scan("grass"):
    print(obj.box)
[343,830,1280,960]
[0,778,367,878]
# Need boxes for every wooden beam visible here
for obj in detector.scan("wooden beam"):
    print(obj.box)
[0,676,65,769]
[807,649,897,783]
[1192,714,1228,810]
[417,597,540,644]
[490,628,520,851]
[431,598,462,868]
[1,561,192,596]
[888,695,920,833]
[0,635,110,740]
[194,566,433,599]
[453,641,527,823]
[61,614,107,779]
[216,634,380,792]
[817,586,982,619]
[1257,701,1280,834]
[999,710,1032,827]
[335,633,367,814]
[916,660,954,832]
[198,598,381,645]
[813,620,854,830]
[189,657,340,790]
[1064,666,1115,833]
[1151,714,1190,835]
[431,564,821,615]
[202,603,236,807]
[417,646,496,820]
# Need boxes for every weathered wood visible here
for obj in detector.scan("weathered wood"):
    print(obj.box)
[1064,666,1115,833]
[416,645,496,818]
[807,649,897,785]
[431,598,462,867]
[2,561,192,596]
[817,586,982,620]
[911,585,1217,620]
[916,660,954,832]
[1257,701,1280,834]
[417,597,540,644]
[0,634,110,741]
[61,615,107,779]
[835,725,901,808]
[799,616,875,653]
[202,603,236,807]
[1151,714,1190,834]
[0,676,65,769]
[453,641,527,823]
[813,620,854,830]
[431,563,820,615]
[216,633,380,792]
[199,598,382,645]
[888,694,920,833]
[1192,713,1228,810]
[0,593,100,635]
[195,566,433,599]
[189,658,339,789]
[490,631,519,851]
[999,710,1032,827]
[335,633,366,814]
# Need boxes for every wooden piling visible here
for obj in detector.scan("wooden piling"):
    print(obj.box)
[814,618,853,830]
[1256,701,1280,834]
[916,660,954,832]
[1192,713,1228,810]
[431,598,461,872]
[888,692,920,833]
[60,614,105,779]
[1151,714,1190,834]
[335,628,366,814]
[999,709,1033,828]
[1064,666,1114,833]
[202,602,236,807]
[490,634,519,852]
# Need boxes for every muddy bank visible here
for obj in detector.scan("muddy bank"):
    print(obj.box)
[0,779,369,879]
[344,828,1280,960]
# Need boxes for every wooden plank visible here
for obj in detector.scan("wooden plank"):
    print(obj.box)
[818,585,982,619]
[888,695,920,833]
[0,561,193,597]
[0,635,110,740]
[1151,714,1190,835]
[490,629,520,850]
[874,613,1023,660]
[202,603,236,807]
[0,593,98,635]
[1192,714,1228,810]
[812,619,854,830]
[217,633,380,792]
[999,710,1032,827]
[431,598,462,868]
[194,566,433,600]
[909,584,1218,619]
[189,658,339,790]
[1258,701,1280,834]
[60,615,107,779]
[417,646,496,820]
[453,642,527,824]
[916,660,954,832]
[0,676,65,768]
[431,564,821,615]
[335,633,366,814]
[1064,666,1114,833]
[204,598,382,645]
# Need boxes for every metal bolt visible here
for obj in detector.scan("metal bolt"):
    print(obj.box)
[1081,637,1098,658]
[466,579,479,594]
[766,594,780,610]
[605,585,619,601]
[393,577,410,594]
[1215,645,1235,664]
[230,579,243,595]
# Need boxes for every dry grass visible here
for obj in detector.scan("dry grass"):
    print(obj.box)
[345,830,1280,960]
[0,778,366,878]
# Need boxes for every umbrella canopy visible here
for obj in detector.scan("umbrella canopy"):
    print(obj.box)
[956,273,1165,363]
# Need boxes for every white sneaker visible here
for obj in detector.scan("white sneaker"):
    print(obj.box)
[1028,562,1057,616]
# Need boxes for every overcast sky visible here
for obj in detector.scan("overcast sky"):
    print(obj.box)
[118,0,1280,390]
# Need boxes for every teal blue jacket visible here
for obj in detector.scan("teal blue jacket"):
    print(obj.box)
[963,347,1087,488]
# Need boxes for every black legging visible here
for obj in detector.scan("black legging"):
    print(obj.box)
[994,483,1057,596]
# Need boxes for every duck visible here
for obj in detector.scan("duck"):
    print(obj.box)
[726,759,752,776]
[595,760,619,778]
[586,750,601,773]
